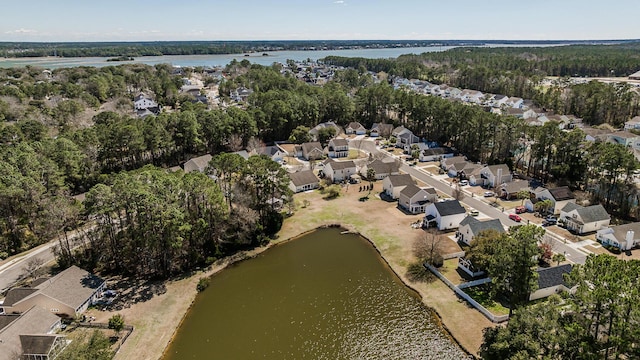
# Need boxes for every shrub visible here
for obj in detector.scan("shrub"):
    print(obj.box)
[196,277,210,292]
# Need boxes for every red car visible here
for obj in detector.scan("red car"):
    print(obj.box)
[509,214,522,222]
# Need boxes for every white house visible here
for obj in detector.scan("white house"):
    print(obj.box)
[345,122,366,135]
[596,222,640,251]
[440,156,466,170]
[470,164,512,188]
[309,121,343,141]
[560,203,611,234]
[134,93,158,111]
[324,159,357,183]
[447,161,481,179]
[457,216,505,246]
[288,170,319,193]
[424,200,467,231]
[327,138,349,158]
[393,127,420,149]
[506,97,524,109]
[399,184,437,214]
[382,174,415,199]
[370,123,393,138]
[419,147,454,162]
[492,94,509,107]
[535,186,576,215]
[529,265,575,301]
[360,159,400,180]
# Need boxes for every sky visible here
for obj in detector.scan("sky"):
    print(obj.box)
[1,0,638,42]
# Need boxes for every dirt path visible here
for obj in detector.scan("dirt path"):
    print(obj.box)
[90,182,493,359]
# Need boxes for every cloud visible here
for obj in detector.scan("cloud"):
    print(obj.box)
[333,0,345,4]
[4,28,37,34]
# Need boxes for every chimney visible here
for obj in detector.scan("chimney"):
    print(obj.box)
[625,230,635,251]
[496,168,503,186]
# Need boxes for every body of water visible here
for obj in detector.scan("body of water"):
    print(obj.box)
[0,46,454,69]
[163,228,467,359]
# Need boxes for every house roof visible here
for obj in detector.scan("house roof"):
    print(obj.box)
[608,222,640,243]
[371,123,393,132]
[575,204,610,224]
[346,122,365,131]
[548,186,574,201]
[329,138,349,147]
[367,159,399,175]
[501,180,530,194]
[34,266,105,311]
[441,156,466,166]
[537,264,572,289]
[19,335,59,356]
[386,174,415,187]
[232,150,250,160]
[0,306,60,360]
[184,154,212,172]
[422,147,451,156]
[561,202,581,213]
[327,160,356,171]
[460,216,505,236]
[255,146,281,157]
[301,142,323,153]
[0,315,19,331]
[2,288,39,307]
[289,170,319,187]
[486,164,510,177]
[434,200,466,216]
[400,184,428,198]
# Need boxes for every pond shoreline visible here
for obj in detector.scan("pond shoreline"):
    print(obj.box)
[157,223,471,359]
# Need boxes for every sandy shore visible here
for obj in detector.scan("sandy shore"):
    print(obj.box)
[87,182,493,359]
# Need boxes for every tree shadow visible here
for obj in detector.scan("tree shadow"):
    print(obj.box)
[101,277,167,310]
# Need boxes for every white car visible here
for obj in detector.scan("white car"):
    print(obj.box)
[484,191,494,197]
[459,180,469,186]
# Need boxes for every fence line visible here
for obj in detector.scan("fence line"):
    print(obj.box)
[424,263,509,323]
[457,277,492,289]
[77,322,134,353]
[442,250,465,260]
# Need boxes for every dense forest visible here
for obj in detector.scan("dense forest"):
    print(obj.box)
[2,39,627,58]
[1,52,639,272]
[324,42,640,127]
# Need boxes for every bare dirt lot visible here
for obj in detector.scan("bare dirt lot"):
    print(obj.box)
[89,181,493,359]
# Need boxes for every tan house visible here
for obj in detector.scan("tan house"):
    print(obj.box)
[327,138,349,158]
[300,142,324,161]
[360,159,400,180]
[1,266,106,318]
[288,170,319,193]
[183,154,212,173]
[324,159,357,183]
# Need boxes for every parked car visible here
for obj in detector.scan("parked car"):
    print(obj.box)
[509,214,522,222]
[459,180,469,186]
[542,216,557,226]
[469,209,479,216]
[515,206,526,214]
[484,191,494,197]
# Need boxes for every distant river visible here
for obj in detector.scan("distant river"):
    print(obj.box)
[163,228,467,359]
[0,46,455,69]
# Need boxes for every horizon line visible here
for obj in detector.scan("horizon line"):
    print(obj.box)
[1,38,639,44]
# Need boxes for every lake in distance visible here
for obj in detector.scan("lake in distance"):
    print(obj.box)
[163,228,467,360]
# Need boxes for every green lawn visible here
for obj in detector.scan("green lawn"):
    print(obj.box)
[462,285,510,316]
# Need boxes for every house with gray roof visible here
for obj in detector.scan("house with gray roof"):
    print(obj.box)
[323,159,357,183]
[360,159,400,180]
[596,222,640,251]
[253,145,286,163]
[309,122,343,141]
[457,216,505,246]
[399,185,437,214]
[560,203,610,234]
[0,306,64,360]
[424,200,467,231]
[440,156,466,169]
[300,142,324,161]
[370,123,393,138]
[529,264,575,301]
[184,154,212,173]
[1,266,105,318]
[419,147,454,162]
[345,122,366,135]
[500,180,531,199]
[288,170,320,193]
[382,174,415,199]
